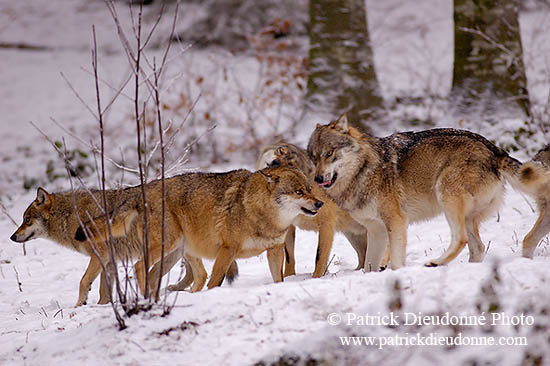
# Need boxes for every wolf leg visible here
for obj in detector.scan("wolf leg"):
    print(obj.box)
[426,198,469,266]
[77,255,102,307]
[313,224,335,278]
[364,220,389,271]
[134,258,148,296]
[380,246,390,268]
[283,226,296,277]
[169,255,207,292]
[147,249,182,295]
[97,262,113,305]
[523,200,550,258]
[267,244,285,283]
[207,244,237,289]
[165,256,194,291]
[342,231,367,270]
[466,217,485,262]
[139,224,184,298]
[386,216,408,270]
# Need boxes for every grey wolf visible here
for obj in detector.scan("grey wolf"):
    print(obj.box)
[10,186,181,306]
[307,114,549,270]
[257,142,371,276]
[522,145,550,258]
[79,167,324,292]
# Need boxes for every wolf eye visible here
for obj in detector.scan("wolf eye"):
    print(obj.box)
[326,150,333,158]
[295,189,303,196]
[24,217,31,224]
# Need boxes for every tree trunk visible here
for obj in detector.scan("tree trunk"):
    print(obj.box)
[451,0,530,119]
[307,0,382,131]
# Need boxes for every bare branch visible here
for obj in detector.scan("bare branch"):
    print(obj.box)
[60,72,99,122]
[49,117,140,175]
[0,201,18,227]
[13,266,22,292]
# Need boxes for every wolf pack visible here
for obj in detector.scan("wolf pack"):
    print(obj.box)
[10,115,550,307]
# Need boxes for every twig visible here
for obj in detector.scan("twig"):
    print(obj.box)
[131,2,152,302]
[518,191,536,213]
[13,266,22,292]
[79,66,134,103]
[323,254,336,276]
[163,123,216,178]
[152,57,167,304]
[49,117,140,175]
[458,27,514,58]
[60,72,99,122]
[92,26,127,329]
[0,201,18,226]
[29,124,106,217]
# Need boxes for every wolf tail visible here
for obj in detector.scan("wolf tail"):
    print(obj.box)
[75,209,138,243]
[498,154,549,196]
[225,260,239,284]
[499,146,550,258]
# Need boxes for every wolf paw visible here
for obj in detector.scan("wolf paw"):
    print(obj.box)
[424,261,440,267]
[97,297,111,305]
[75,299,87,307]
[167,284,186,292]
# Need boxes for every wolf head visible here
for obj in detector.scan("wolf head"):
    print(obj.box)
[307,114,368,190]
[259,167,324,221]
[10,188,53,243]
[257,142,315,178]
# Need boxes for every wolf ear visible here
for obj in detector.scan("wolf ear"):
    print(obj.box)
[330,114,349,132]
[36,187,53,210]
[277,146,288,155]
[259,170,280,184]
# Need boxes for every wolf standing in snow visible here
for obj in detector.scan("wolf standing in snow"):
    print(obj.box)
[155,144,362,292]
[522,145,550,258]
[77,166,324,293]
[10,186,181,306]
[257,142,370,276]
[307,114,549,270]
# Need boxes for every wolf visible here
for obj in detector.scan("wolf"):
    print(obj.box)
[168,141,370,292]
[307,114,549,270]
[11,183,194,306]
[78,167,324,292]
[257,142,371,276]
[10,187,170,306]
[522,145,550,258]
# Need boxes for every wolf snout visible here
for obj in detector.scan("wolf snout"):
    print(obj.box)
[10,233,17,242]
[314,175,324,184]
[269,159,281,168]
[314,201,324,209]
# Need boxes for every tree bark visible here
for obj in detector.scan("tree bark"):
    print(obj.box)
[307,0,382,131]
[451,0,530,119]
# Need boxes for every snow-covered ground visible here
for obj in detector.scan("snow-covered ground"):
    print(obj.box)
[1,185,548,365]
[1,1,550,365]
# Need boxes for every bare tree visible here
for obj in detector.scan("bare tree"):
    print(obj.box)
[451,0,530,120]
[307,0,382,131]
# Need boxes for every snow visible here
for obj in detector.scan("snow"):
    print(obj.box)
[1,1,550,365]
[1,189,548,365]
